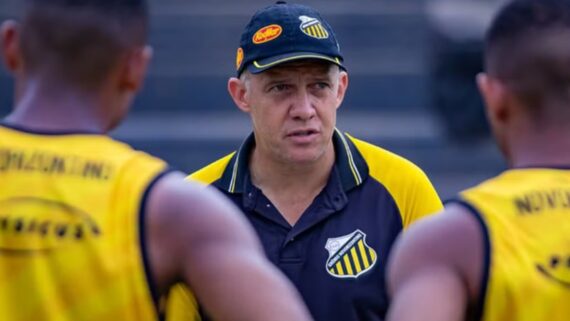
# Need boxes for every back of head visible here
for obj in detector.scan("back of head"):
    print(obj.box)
[19,0,148,89]
[485,0,570,123]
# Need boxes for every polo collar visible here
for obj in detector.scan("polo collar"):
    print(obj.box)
[214,128,368,193]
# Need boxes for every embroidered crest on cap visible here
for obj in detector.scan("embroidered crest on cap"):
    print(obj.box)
[325,230,377,279]
[252,24,283,44]
[236,47,244,70]
[299,15,329,39]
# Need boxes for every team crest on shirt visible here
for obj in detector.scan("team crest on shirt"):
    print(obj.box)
[325,230,377,279]
[299,16,329,39]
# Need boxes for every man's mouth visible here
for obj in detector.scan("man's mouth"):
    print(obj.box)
[288,129,318,137]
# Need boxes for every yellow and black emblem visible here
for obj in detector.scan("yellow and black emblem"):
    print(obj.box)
[325,230,377,278]
[299,15,329,39]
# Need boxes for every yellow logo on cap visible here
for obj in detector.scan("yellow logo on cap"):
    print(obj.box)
[299,16,329,39]
[236,47,244,70]
[252,24,282,44]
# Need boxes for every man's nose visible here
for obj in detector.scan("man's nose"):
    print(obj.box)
[289,89,316,120]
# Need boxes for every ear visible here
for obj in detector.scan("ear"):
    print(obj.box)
[119,45,152,92]
[1,20,24,74]
[476,72,510,124]
[228,76,251,113]
[335,70,349,110]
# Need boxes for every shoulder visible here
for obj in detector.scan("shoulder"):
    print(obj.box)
[347,134,443,227]
[146,171,258,262]
[152,172,238,219]
[347,134,429,184]
[98,136,168,170]
[387,203,486,303]
[90,137,168,193]
[188,152,236,184]
[144,172,264,298]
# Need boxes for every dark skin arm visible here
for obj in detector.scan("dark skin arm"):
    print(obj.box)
[147,172,313,321]
[386,204,485,321]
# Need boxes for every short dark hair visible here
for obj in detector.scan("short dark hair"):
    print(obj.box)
[485,0,570,119]
[20,0,149,89]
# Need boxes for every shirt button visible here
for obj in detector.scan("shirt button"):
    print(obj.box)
[266,204,271,208]
[248,192,253,198]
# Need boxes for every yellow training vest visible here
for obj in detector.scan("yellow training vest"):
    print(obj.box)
[0,125,168,321]
[460,168,570,321]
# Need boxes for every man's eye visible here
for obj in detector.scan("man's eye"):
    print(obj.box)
[269,84,291,92]
[313,82,330,89]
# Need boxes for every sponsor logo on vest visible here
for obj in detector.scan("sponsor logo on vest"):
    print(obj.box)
[325,229,377,279]
[0,197,101,254]
[0,148,113,181]
[252,24,282,44]
[536,254,570,288]
[299,16,329,39]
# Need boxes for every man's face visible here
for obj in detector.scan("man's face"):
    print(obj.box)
[242,61,348,165]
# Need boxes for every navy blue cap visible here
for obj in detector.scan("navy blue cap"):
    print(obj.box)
[235,1,344,76]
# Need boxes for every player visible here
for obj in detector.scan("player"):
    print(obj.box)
[0,1,312,320]
[167,2,442,320]
[386,0,570,320]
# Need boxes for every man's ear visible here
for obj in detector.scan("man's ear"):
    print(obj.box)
[119,45,153,92]
[476,72,510,125]
[228,76,251,113]
[335,70,349,110]
[1,20,24,75]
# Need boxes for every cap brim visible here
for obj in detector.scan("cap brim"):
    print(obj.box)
[247,52,344,74]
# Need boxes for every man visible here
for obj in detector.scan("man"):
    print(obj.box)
[386,0,570,320]
[168,2,442,320]
[0,1,313,320]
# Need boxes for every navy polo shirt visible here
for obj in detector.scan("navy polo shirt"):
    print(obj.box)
[169,129,442,321]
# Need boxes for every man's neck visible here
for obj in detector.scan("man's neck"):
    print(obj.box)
[4,80,108,133]
[510,127,570,168]
[249,144,336,225]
